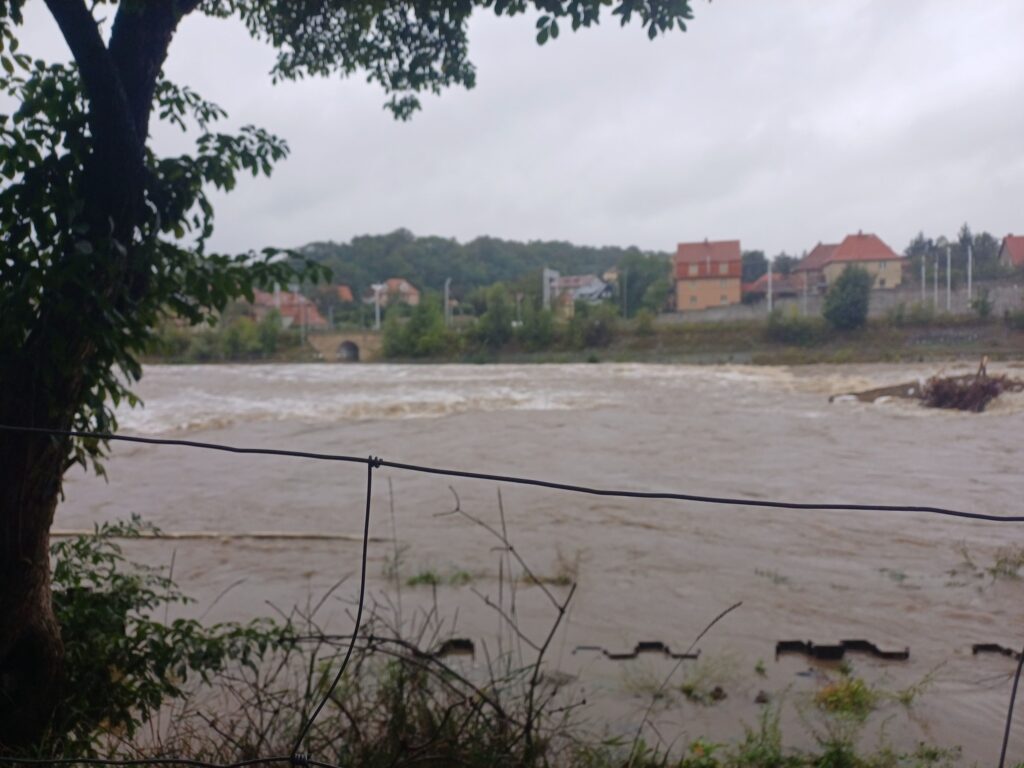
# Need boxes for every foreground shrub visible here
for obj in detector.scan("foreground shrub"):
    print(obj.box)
[48,517,282,757]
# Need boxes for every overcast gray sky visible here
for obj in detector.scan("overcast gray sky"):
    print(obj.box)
[21,1,1024,257]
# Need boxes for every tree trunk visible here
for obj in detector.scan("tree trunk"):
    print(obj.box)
[0,1,180,749]
[0,421,68,749]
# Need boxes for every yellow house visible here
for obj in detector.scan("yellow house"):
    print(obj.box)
[820,233,903,289]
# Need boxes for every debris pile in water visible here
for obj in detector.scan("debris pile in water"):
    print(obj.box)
[830,357,1024,413]
[921,371,1017,412]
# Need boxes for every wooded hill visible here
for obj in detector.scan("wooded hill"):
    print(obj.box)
[297,228,668,299]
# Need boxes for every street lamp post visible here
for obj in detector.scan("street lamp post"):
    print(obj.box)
[371,283,385,330]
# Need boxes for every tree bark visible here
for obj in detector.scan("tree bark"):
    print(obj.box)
[0,0,183,749]
[0,422,68,748]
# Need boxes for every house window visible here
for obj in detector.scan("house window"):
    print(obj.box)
[720,295,728,304]
[719,263,728,275]
[690,296,697,305]
[688,264,698,276]
[720,279,726,289]
[879,278,886,287]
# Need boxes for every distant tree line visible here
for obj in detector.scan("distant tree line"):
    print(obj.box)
[298,229,668,315]
[903,224,1003,286]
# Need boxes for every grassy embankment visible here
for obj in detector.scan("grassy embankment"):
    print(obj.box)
[396,315,1024,366]
[147,313,1024,366]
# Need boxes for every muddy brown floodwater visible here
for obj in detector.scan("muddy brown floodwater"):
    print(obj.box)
[58,361,1024,762]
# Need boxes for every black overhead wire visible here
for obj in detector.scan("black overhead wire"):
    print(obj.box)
[1,425,1021,522]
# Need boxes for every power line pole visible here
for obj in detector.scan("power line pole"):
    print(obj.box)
[444,277,452,327]
[767,264,773,313]
[967,242,973,305]
[622,269,628,318]
[933,257,938,309]
[371,283,384,330]
[920,258,925,305]
[946,244,951,312]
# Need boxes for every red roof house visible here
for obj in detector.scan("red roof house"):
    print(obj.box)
[672,239,742,311]
[742,271,804,299]
[793,242,837,293]
[251,289,329,329]
[363,278,421,308]
[816,233,903,289]
[999,235,1024,269]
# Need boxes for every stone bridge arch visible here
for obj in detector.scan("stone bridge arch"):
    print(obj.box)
[307,331,382,362]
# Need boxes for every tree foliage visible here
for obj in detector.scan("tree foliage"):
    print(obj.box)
[302,229,667,312]
[823,266,871,331]
[903,224,1004,286]
[617,251,671,317]
[741,250,767,283]
[0,31,324,473]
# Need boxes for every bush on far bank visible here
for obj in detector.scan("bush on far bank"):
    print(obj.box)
[823,266,871,331]
[148,309,302,362]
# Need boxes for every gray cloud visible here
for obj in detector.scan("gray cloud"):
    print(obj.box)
[16,0,1024,256]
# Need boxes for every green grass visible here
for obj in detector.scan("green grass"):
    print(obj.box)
[814,674,878,720]
[405,566,475,587]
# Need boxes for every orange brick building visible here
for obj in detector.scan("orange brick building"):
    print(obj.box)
[672,239,742,311]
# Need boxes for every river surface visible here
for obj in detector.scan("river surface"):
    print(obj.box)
[58,362,1024,761]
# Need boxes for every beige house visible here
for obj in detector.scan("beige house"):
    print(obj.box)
[818,233,903,289]
[672,240,742,311]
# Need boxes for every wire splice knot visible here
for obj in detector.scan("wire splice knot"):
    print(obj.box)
[368,455,382,469]
[290,753,311,768]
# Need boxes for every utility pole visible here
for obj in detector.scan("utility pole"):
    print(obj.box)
[946,244,951,312]
[371,283,384,330]
[920,258,925,304]
[967,242,973,305]
[933,257,938,309]
[622,269,628,318]
[443,277,452,327]
[802,272,808,316]
[767,264,773,313]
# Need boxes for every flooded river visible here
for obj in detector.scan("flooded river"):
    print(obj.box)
[58,362,1024,761]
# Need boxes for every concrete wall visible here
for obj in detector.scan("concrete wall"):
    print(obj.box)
[658,280,1024,325]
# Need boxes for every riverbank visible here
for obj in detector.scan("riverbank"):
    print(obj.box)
[145,314,1024,366]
